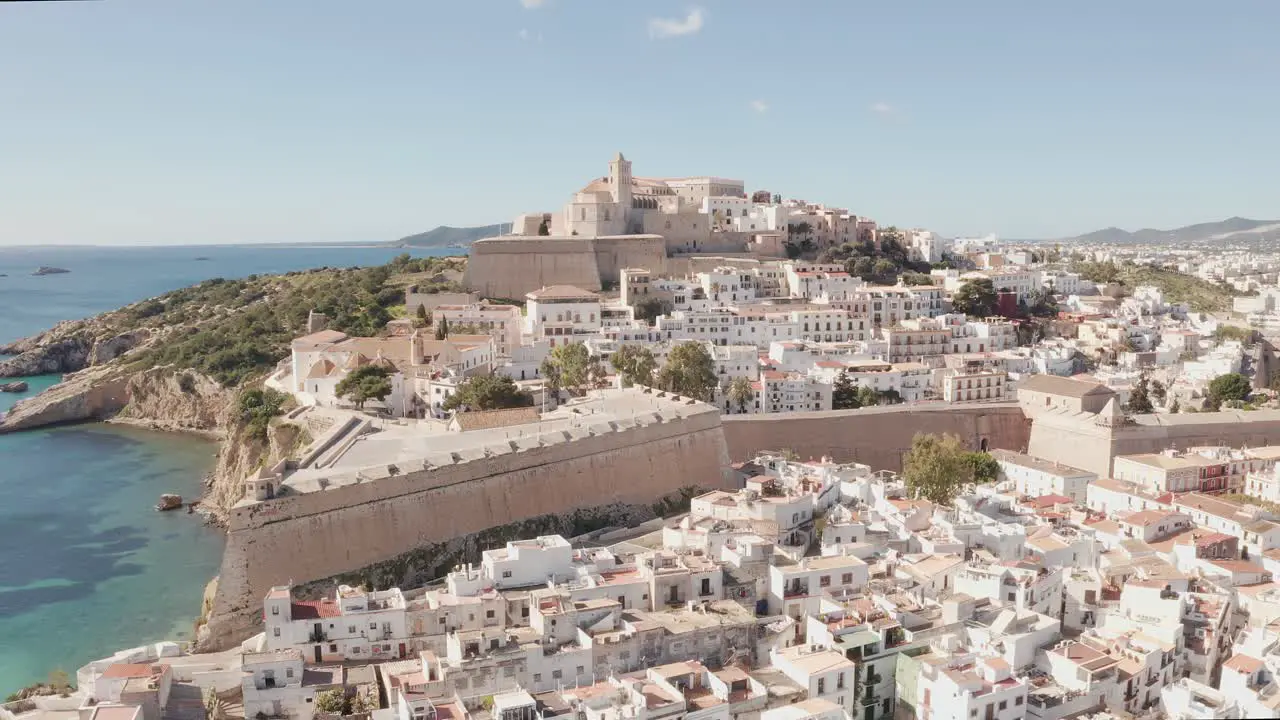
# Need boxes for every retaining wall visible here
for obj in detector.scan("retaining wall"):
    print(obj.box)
[201,407,732,649]
[722,402,1032,468]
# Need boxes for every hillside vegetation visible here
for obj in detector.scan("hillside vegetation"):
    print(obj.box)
[396,223,510,247]
[1071,260,1244,313]
[120,255,462,385]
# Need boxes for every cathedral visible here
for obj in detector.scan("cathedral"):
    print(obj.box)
[512,153,747,253]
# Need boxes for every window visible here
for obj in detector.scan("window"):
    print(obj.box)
[286,667,294,678]
[576,666,584,675]
[534,673,543,682]
[820,575,832,587]
[349,625,357,634]
[440,617,447,625]
[999,701,1007,710]
[329,643,337,652]
[487,610,495,619]
[369,622,377,630]
[271,606,279,615]
[1015,696,1023,706]
[522,607,529,617]
[503,570,512,578]
[552,670,563,680]
[273,627,280,637]
[842,572,853,584]
[817,678,826,694]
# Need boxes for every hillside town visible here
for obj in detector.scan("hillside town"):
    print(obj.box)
[43,403,1280,720]
[276,154,1280,422]
[11,155,1280,720]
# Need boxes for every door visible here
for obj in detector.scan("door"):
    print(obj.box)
[314,645,322,663]
[399,642,407,658]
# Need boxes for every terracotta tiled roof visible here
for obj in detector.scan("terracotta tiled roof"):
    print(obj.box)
[292,600,342,619]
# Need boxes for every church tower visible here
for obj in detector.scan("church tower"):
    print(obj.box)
[608,152,632,232]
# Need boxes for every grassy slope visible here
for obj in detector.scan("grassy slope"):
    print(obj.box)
[1072,261,1244,313]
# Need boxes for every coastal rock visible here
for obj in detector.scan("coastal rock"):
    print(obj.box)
[89,329,151,366]
[32,266,71,276]
[112,368,235,434]
[0,336,93,378]
[0,367,130,432]
[0,381,29,392]
[157,493,183,511]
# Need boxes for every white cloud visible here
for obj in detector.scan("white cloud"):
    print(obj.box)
[649,7,705,39]
[870,102,894,115]
[750,99,769,113]
[518,28,530,40]
[519,0,546,8]
[517,28,543,42]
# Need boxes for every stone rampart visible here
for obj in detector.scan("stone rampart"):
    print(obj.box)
[1029,408,1280,477]
[201,406,731,649]
[463,235,667,299]
[722,402,1031,468]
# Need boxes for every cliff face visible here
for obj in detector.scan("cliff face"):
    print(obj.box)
[113,369,236,435]
[0,366,131,431]
[0,320,150,378]
[201,417,311,525]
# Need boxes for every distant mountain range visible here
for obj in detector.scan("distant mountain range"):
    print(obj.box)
[1060,216,1280,246]
[394,223,510,248]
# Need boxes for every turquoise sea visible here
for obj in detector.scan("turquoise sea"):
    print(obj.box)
[0,244,455,694]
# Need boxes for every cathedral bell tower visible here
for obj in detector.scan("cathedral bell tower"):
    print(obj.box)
[608,152,633,231]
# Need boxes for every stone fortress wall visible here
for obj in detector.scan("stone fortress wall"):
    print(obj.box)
[722,402,1033,471]
[201,400,733,650]
[1030,408,1280,478]
[463,235,668,299]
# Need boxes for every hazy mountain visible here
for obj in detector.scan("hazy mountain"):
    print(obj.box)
[1062,217,1280,246]
[395,223,510,248]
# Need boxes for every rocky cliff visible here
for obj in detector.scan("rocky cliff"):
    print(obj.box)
[0,321,149,378]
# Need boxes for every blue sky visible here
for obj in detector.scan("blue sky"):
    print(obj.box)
[2,0,1278,245]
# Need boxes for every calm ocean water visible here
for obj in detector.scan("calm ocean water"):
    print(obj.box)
[0,244,455,693]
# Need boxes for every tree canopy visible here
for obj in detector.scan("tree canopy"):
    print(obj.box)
[727,376,754,413]
[656,342,718,401]
[902,433,986,506]
[1126,371,1154,414]
[1207,372,1252,410]
[611,344,658,387]
[952,278,998,318]
[540,342,592,396]
[335,365,393,410]
[832,371,859,410]
[634,297,674,323]
[442,374,533,412]
[238,388,289,441]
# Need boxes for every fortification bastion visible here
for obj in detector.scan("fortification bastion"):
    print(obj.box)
[200,388,733,650]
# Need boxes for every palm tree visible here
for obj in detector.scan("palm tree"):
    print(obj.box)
[727,377,754,414]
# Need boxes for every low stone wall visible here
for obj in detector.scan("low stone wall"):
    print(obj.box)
[200,407,732,649]
[722,402,1032,468]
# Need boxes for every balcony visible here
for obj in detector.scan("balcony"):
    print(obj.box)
[309,631,328,643]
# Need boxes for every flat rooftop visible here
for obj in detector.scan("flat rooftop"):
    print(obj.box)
[271,388,717,497]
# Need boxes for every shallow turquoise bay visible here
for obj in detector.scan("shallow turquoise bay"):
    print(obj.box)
[0,244,455,693]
